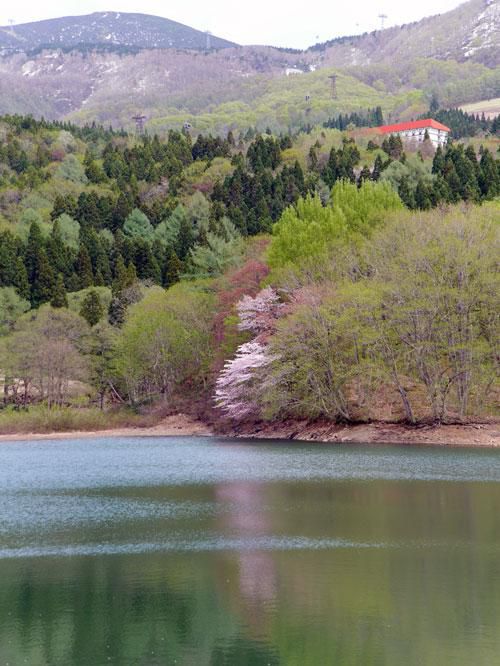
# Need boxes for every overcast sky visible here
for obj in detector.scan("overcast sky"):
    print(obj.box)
[0,0,466,49]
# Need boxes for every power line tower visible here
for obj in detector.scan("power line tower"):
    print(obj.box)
[132,114,146,135]
[378,14,388,30]
[205,30,212,50]
[328,75,338,99]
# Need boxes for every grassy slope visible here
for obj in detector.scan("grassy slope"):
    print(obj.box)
[460,97,500,118]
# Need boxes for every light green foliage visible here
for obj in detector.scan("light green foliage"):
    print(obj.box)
[187,191,211,239]
[123,208,154,241]
[98,228,114,247]
[187,219,243,278]
[381,155,433,194]
[267,181,402,274]
[352,207,499,421]
[17,208,50,240]
[140,69,399,136]
[115,283,215,404]
[154,206,185,247]
[261,206,499,424]
[56,154,88,184]
[267,194,347,271]
[261,300,355,421]
[55,214,80,250]
[0,287,30,336]
[331,180,403,235]
[2,305,89,406]
[56,130,78,152]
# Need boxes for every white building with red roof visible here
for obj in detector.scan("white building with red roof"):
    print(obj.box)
[376,119,451,148]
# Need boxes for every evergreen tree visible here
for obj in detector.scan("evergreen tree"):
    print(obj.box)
[24,222,44,285]
[414,180,432,210]
[126,262,137,286]
[372,155,383,181]
[14,257,30,301]
[76,245,94,289]
[30,248,55,308]
[164,251,183,287]
[177,216,195,260]
[358,165,371,187]
[0,231,18,287]
[50,194,77,221]
[80,289,103,326]
[47,219,72,278]
[432,146,445,174]
[112,254,129,295]
[479,148,499,198]
[51,273,68,308]
[398,176,414,209]
[133,239,161,283]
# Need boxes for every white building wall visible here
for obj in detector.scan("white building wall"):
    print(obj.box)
[395,126,448,147]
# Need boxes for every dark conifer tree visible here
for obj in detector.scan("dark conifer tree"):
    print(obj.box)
[30,249,55,308]
[432,146,445,174]
[80,290,103,327]
[372,155,383,181]
[24,222,44,286]
[14,257,30,301]
[414,180,432,210]
[47,219,72,278]
[358,165,371,187]
[111,254,128,295]
[479,149,500,198]
[50,193,77,221]
[176,217,195,260]
[0,230,18,287]
[164,251,183,287]
[398,176,414,209]
[76,245,94,289]
[50,273,68,308]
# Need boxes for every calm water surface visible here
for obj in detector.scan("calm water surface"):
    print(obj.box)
[0,436,499,665]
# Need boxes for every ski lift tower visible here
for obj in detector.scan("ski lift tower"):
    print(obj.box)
[378,14,388,30]
[132,114,147,135]
[328,75,338,99]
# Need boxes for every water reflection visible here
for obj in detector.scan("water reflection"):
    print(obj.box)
[0,438,499,665]
[216,482,278,608]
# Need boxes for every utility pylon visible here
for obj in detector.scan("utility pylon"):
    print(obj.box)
[378,14,388,30]
[132,114,146,135]
[328,75,338,99]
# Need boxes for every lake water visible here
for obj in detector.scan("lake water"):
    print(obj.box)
[0,436,499,665]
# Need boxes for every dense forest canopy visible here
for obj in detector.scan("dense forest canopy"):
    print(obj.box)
[0,113,498,427]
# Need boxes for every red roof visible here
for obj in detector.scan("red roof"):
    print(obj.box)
[376,119,451,134]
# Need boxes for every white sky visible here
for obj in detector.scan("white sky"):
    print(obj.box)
[0,0,467,49]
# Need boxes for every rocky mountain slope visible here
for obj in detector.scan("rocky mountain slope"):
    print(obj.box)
[0,1,497,133]
[313,0,499,67]
[0,12,236,53]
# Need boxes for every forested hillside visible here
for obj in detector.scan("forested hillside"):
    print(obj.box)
[0,114,498,429]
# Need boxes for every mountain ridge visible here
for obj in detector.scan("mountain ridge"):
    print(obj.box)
[0,1,497,132]
[0,11,237,53]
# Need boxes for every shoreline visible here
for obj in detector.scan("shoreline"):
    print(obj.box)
[0,414,498,447]
[226,421,500,448]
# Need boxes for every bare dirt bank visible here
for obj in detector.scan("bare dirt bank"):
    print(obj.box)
[225,420,500,448]
[0,413,498,448]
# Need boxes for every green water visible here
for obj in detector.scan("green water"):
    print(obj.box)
[0,437,499,665]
